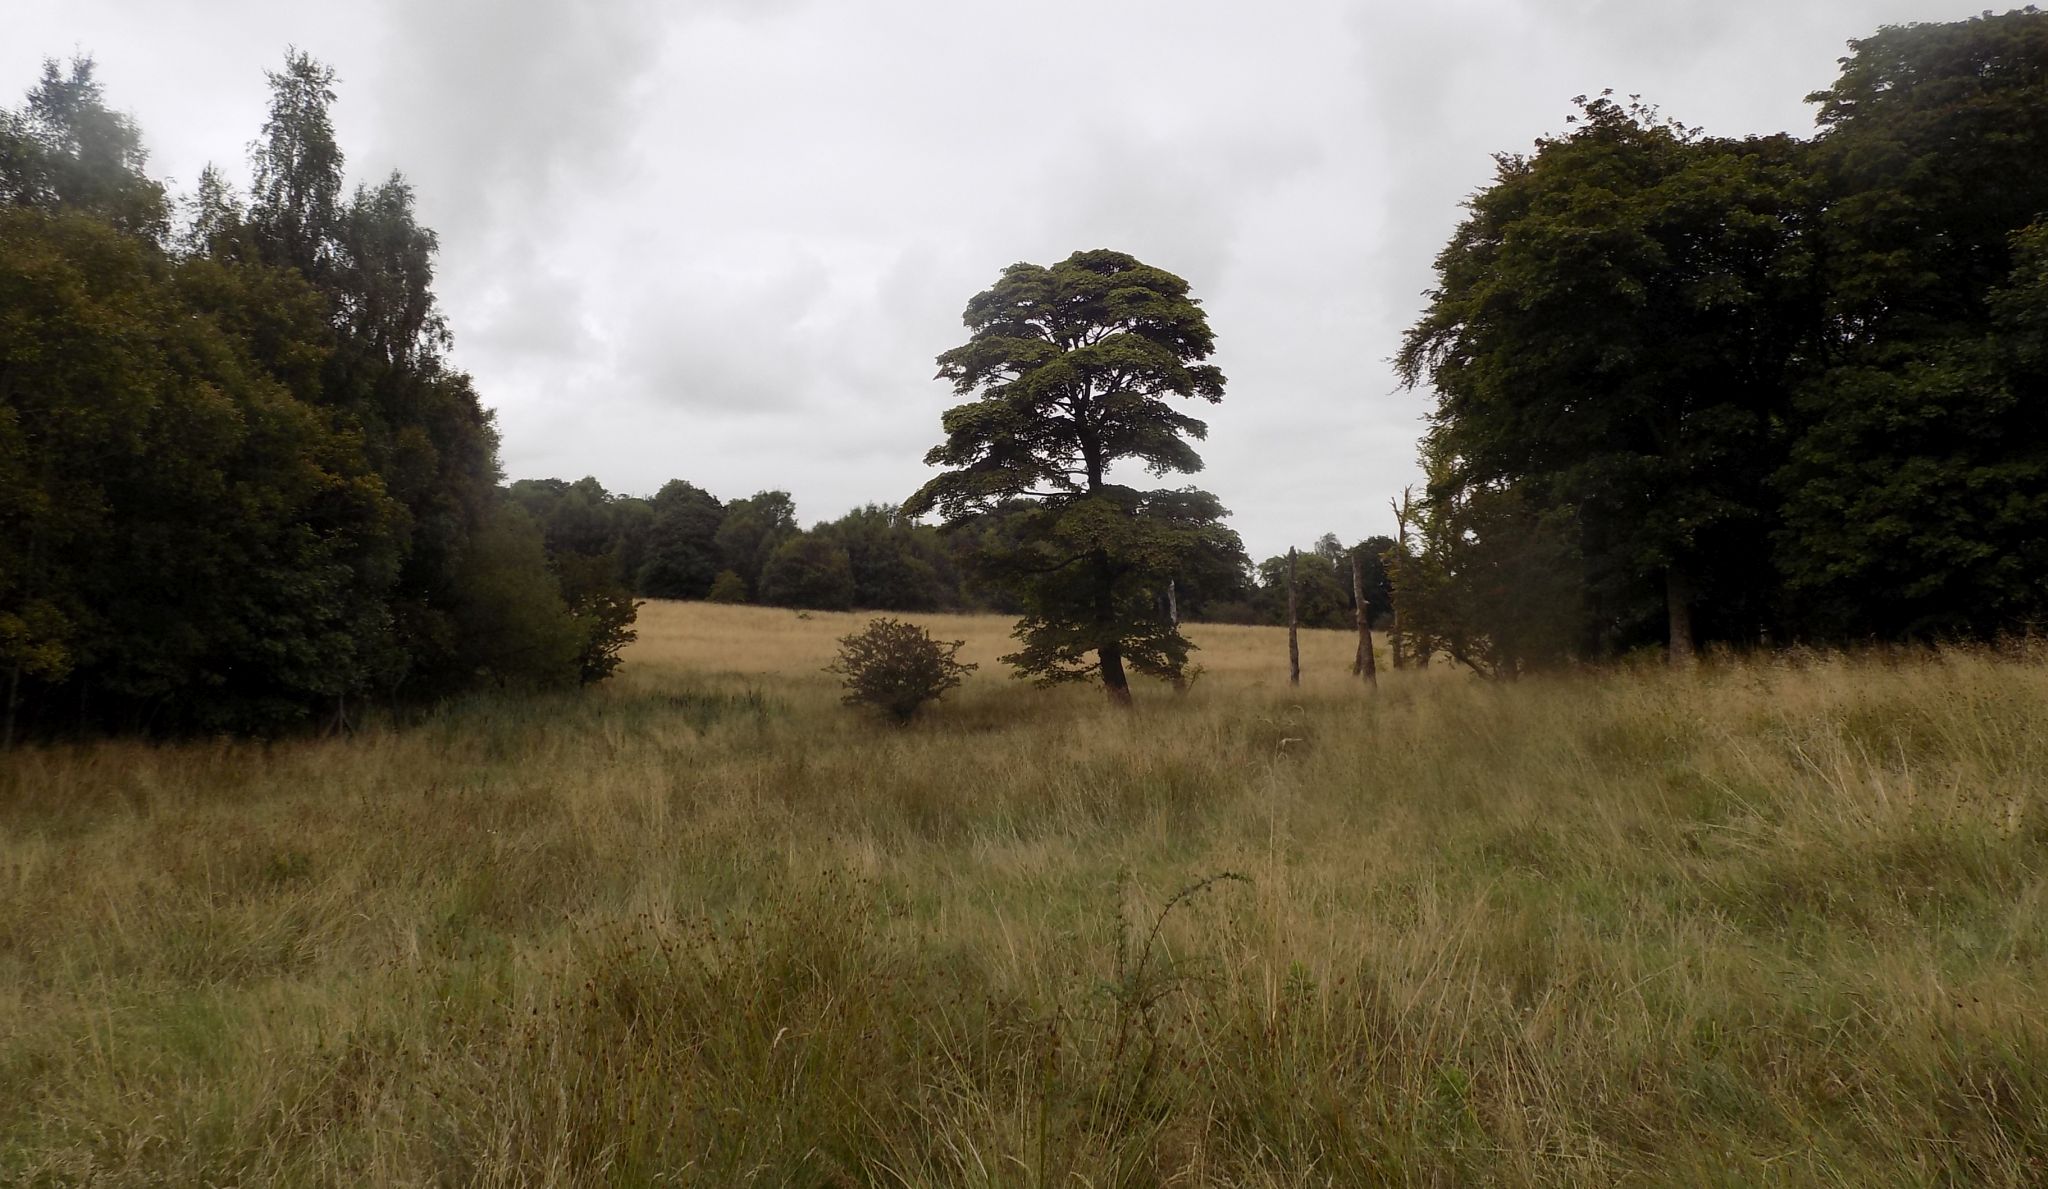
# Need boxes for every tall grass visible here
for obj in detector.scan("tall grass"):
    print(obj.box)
[2,602,2044,1185]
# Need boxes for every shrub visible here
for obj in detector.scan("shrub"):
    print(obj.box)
[572,588,639,684]
[706,570,750,604]
[827,618,976,723]
[448,504,584,690]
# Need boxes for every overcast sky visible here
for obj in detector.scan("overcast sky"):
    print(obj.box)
[5,0,2000,558]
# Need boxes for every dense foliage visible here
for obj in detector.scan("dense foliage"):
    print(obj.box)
[1398,10,2048,667]
[501,465,1361,639]
[0,55,630,740]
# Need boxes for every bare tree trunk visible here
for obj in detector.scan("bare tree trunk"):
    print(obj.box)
[1287,547,1301,688]
[1352,551,1377,688]
[1667,565,1697,667]
[1163,579,1190,693]
[1390,489,1413,670]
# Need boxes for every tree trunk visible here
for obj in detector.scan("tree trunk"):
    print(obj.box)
[1352,552,1377,688]
[1390,490,1412,670]
[1100,642,1133,705]
[1667,565,1697,667]
[1165,579,1189,693]
[1287,547,1301,688]
[1093,547,1133,706]
[2,661,19,751]
[7,448,48,750]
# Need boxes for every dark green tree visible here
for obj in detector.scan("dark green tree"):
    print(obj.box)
[0,56,167,239]
[1158,517,1252,622]
[1398,94,1817,661]
[0,209,403,737]
[506,476,616,559]
[1256,549,1350,629]
[0,49,615,738]
[1353,534,1397,627]
[758,534,857,610]
[246,50,343,280]
[974,487,1241,694]
[237,51,559,698]
[608,494,655,588]
[446,504,583,689]
[818,503,956,611]
[905,249,1232,704]
[502,476,642,682]
[714,490,797,599]
[1776,10,2048,637]
[636,479,725,599]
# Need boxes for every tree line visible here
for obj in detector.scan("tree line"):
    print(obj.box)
[499,473,1400,633]
[501,480,976,613]
[0,53,636,740]
[1393,9,2048,674]
[8,8,2040,733]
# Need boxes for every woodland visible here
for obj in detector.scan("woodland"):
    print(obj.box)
[3,8,2046,727]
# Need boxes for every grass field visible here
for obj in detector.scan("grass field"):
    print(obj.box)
[3,601,2046,1185]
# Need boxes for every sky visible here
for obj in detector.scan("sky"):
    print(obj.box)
[4,0,2003,559]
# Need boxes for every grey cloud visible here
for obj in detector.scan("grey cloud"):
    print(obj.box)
[4,0,2013,556]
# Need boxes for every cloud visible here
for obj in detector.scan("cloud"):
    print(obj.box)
[2,0,2008,552]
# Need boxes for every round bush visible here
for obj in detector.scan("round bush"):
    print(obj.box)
[826,618,976,723]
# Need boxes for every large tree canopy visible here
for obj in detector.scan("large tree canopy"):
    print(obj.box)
[906,249,1239,702]
[1399,94,1816,663]
[0,52,622,739]
[1395,10,2048,660]
[1775,10,2048,637]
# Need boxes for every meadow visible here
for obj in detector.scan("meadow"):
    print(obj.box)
[2,601,2046,1186]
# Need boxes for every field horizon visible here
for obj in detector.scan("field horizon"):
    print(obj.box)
[4,601,2046,1185]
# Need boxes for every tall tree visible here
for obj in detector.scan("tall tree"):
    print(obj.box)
[905,249,1233,703]
[1398,95,1817,661]
[246,50,343,280]
[1776,10,2048,637]
[0,57,167,239]
[714,490,797,599]
[637,479,726,598]
[0,50,619,738]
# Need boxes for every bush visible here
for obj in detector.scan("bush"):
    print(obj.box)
[706,570,750,604]
[447,505,584,689]
[826,618,976,723]
[572,588,639,685]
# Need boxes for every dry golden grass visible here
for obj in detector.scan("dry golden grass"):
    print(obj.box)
[2,601,2045,1185]
[627,599,1384,692]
